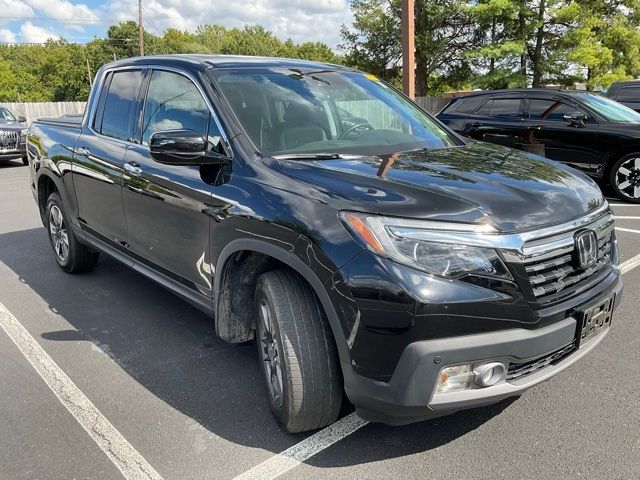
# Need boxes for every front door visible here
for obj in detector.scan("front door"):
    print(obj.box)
[524,97,601,174]
[122,68,221,296]
[73,69,143,248]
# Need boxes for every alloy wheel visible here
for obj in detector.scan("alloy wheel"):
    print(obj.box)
[49,205,69,263]
[615,157,640,200]
[258,299,284,408]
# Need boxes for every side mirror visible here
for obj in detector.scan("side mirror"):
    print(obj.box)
[17,115,26,123]
[563,111,587,127]
[149,129,227,165]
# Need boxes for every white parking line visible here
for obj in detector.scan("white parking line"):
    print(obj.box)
[613,216,640,220]
[0,303,164,480]
[232,413,368,480]
[620,253,640,274]
[609,203,639,207]
[616,227,640,234]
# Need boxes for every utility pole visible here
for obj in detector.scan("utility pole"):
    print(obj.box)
[138,0,144,56]
[401,0,415,99]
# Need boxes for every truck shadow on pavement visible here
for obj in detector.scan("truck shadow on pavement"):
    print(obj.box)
[0,227,515,465]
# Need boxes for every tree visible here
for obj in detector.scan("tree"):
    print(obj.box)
[341,0,477,95]
[340,0,403,86]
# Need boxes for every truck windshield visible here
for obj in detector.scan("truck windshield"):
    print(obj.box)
[211,68,458,157]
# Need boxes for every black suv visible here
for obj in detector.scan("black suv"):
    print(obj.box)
[437,89,640,203]
[606,80,640,112]
[28,57,621,432]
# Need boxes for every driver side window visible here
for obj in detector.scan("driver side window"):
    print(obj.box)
[142,70,209,145]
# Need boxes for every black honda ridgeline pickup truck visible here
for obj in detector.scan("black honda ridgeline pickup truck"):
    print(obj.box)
[27,56,622,433]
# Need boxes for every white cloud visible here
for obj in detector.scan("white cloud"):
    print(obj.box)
[19,21,60,42]
[0,28,16,42]
[24,0,98,21]
[0,0,34,18]
[101,0,352,48]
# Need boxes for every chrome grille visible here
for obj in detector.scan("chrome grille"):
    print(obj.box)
[525,232,614,298]
[0,130,19,151]
[507,343,576,381]
[498,206,616,303]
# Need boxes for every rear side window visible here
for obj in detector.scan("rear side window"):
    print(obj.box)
[446,95,485,113]
[616,85,640,100]
[98,70,143,141]
[476,98,522,118]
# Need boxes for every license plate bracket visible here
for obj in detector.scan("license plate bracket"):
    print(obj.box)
[575,295,614,348]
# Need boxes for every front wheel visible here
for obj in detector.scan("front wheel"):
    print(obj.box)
[46,192,100,273]
[22,155,28,166]
[254,269,342,433]
[610,154,640,203]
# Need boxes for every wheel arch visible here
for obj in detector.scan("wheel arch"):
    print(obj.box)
[213,238,350,366]
[36,171,65,225]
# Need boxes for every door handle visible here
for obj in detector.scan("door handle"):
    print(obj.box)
[75,146,90,156]
[124,162,142,176]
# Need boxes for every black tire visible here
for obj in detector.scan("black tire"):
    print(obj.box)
[254,269,342,433]
[609,153,640,203]
[22,156,29,166]
[46,192,99,273]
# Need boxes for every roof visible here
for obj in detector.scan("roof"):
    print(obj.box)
[454,88,588,98]
[103,54,353,73]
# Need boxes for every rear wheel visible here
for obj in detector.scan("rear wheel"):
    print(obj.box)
[610,154,640,203]
[254,269,342,433]
[46,192,99,273]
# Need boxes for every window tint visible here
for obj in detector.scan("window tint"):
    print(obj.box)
[528,99,556,119]
[617,85,640,100]
[491,98,522,117]
[476,98,522,117]
[99,70,143,141]
[528,99,587,121]
[142,70,209,145]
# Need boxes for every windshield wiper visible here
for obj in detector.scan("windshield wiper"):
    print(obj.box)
[272,153,343,160]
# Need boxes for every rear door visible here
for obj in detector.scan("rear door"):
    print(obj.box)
[523,96,601,174]
[463,96,528,148]
[122,68,223,297]
[73,68,144,250]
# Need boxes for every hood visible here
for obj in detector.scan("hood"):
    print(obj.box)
[0,121,23,131]
[275,142,605,233]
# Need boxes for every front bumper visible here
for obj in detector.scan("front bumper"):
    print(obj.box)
[0,140,26,159]
[343,271,622,425]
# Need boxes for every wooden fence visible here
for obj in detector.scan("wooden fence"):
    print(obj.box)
[1,102,87,125]
[1,97,447,127]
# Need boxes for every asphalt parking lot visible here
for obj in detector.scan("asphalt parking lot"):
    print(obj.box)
[1,161,639,480]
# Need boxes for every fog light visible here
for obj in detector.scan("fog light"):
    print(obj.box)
[473,362,507,387]
[435,364,474,393]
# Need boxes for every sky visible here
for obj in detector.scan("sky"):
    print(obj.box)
[0,0,353,48]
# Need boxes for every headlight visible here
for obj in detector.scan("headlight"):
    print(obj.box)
[20,128,28,136]
[339,211,512,280]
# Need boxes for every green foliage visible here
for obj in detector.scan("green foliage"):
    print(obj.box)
[0,22,341,102]
[341,0,640,94]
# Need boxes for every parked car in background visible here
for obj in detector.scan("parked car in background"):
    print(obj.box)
[0,106,28,165]
[605,80,640,112]
[27,56,621,432]
[437,89,640,203]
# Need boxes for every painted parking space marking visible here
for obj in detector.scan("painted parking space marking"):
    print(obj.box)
[613,216,640,220]
[620,253,640,274]
[0,302,164,480]
[616,227,640,235]
[232,412,368,480]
